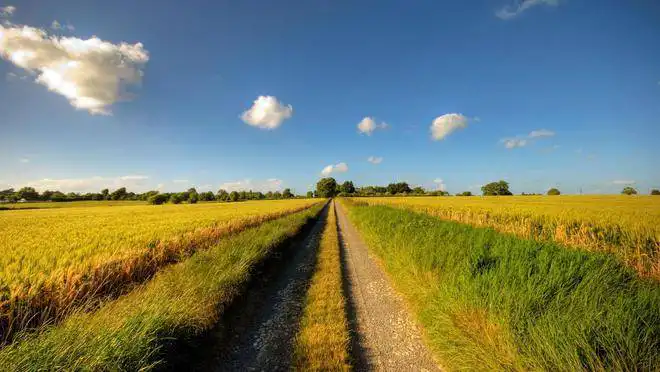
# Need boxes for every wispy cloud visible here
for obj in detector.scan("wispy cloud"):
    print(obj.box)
[502,128,555,149]
[612,180,635,185]
[218,178,284,192]
[496,0,559,20]
[51,20,75,31]
[367,156,383,164]
[24,175,150,192]
[502,138,528,149]
[430,113,468,141]
[18,157,29,163]
[433,178,447,191]
[321,162,349,176]
[0,5,15,17]
[0,19,149,114]
[528,129,555,138]
[240,95,293,129]
[357,117,388,136]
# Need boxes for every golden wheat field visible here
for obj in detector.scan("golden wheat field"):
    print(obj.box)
[352,195,660,278]
[0,199,320,341]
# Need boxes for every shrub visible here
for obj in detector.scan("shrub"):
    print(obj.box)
[147,194,168,205]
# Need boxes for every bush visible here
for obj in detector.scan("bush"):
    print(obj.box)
[169,194,183,204]
[547,188,561,196]
[651,189,660,196]
[621,187,637,195]
[147,194,168,205]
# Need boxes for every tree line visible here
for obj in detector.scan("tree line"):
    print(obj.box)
[0,186,299,204]
[313,178,659,197]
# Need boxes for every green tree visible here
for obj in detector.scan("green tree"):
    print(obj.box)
[148,194,168,205]
[282,188,293,198]
[316,177,338,198]
[621,186,638,195]
[306,191,314,198]
[16,187,39,201]
[651,189,660,195]
[387,182,411,195]
[216,189,229,201]
[101,188,109,200]
[273,191,283,199]
[547,188,561,196]
[110,187,127,200]
[229,191,239,202]
[457,191,473,196]
[340,181,356,194]
[411,186,425,195]
[481,180,513,196]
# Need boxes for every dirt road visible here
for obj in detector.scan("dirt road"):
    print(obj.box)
[335,202,440,371]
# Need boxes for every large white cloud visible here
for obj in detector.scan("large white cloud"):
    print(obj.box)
[0,20,149,115]
[357,117,388,135]
[218,178,284,192]
[24,175,150,192]
[430,113,468,140]
[240,95,293,129]
[367,156,383,164]
[321,162,348,176]
[496,0,559,20]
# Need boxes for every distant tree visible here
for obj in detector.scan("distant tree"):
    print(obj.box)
[229,191,239,202]
[169,194,183,204]
[101,188,110,200]
[340,181,356,194]
[622,186,638,195]
[306,191,314,198]
[199,191,215,201]
[110,187,127,200]
[457,191,473,196]
[316,178,338,198]
[387,182,411,195]
[273,191,283,199]
[188,194,198,204]
[16,187,39,201]
[148,194,168,205]
[411,186,425,195]
[41,190,54,201]
[282,188,293,198]
[651,189,660,196]
[547,188,561,196]
[265,191,274,199]
[481,181,512,196]
[216,189,229,201]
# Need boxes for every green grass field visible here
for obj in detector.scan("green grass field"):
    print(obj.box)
[340,199,660,371]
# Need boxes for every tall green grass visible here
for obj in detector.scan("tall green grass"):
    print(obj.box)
[0,204,323,371]
[342,201,660,371]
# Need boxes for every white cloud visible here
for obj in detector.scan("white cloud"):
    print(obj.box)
[196,184,213,191]
[367,156,383,164]
[357,117,388,136]
[430,113,468,140]
[529,129,555,138]
[0,5,15,17]
[0,23,149,114]
[18,157,29,163]
[51,20,75,32]
[24,175,150,192]
[218,178,284,192]
[612,180,635,185]
[433,178,447,191]
[496,0,559,20]
[502,138,528,149]
[240,95,293,129]
[321,162,349,176]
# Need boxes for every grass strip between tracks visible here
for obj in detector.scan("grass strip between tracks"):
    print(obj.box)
[0,203,324,371]
[293,202,350,370]
[340,199,660,371]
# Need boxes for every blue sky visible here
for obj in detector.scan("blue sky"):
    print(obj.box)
[1,0,659,195]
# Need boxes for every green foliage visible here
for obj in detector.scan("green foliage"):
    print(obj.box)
[340,181,356,194]
[481,180,513,196]
[16,187,39,201]
[387,182,411,195]
[411,186,425,195]
[316,178,338,198]
[306,191,314,198]
[147,194,168,205]
[547,188,561,196]
[110,187,127,201]
[456,191,473,196]
[228,191,239,202]
[652,189,660,196]
[622,186,638,195]
[282,188,293,199]
[344,203,660,371]
[169,194,183,204]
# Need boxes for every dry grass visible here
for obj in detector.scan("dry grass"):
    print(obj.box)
[351,196,660,278]
[293,202,350,371]
[0,199,320,343]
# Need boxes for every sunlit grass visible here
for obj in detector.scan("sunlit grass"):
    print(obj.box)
[294,203,350,371]
[351,195,660,277]
[0,204,324,371]
[340,200,660,371]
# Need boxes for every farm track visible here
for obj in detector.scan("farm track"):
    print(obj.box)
[335,201,441,371]
[178,204,328,371]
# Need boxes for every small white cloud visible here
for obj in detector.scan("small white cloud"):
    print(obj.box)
[18,157,29,163]
[218,178,284,192]
[321,162,349,176]
[433,178,447,191]
[496,0,559,20]
[357,117,388,136]
[0,23,149,115]
[196,184,213,191]
[430,113,468,141]
[612,180,635,185]
[367,156,383,164]
[0,5,15,17]
[502,138,528,149]
[240,95,293,129]
[529,129,555,138]
[50,20,75,31]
